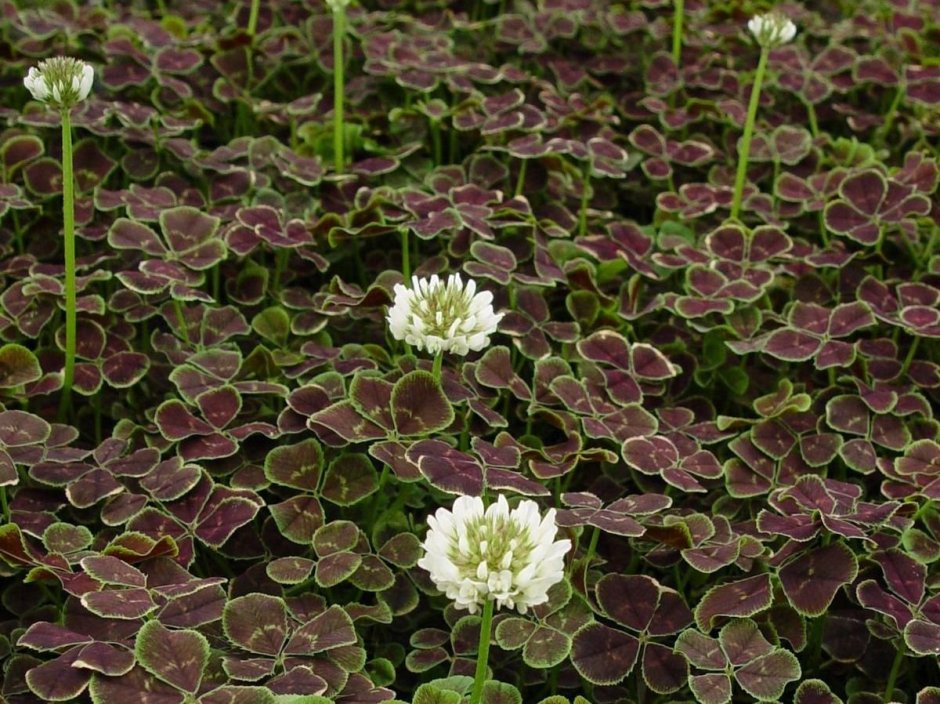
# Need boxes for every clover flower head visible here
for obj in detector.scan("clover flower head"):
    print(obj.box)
[747,11,797,48]
[386,273,503,356]
[418,494,571,615]
[325,0,351,11]
[23,57,94,110]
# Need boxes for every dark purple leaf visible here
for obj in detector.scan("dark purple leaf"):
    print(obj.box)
[410,440,483,496]
[0,410,51,446]
[18,622,93,652]
[73,642,135,676]
[718,619,773,666]
[80,555,147,587]
[735,649,802,700]
[264,439,323,491]
[873,548,926,604]
[570,623,639,685]
[779,543,858,616]
[81,588,156,619]
[695,574,773,630]
[88,665,184,704]
[793,679,843,704]
[269,495,324,544]
[763,329,821,362]
[689,673,732,704]
[391,371,454,436]
[136,620,208,693]
[25,648,92,701]
[154,401,213,441]
[321,453,379,506]
[642,641,689,694]
[0,343,43,388]
[223,594,288,656]
[284,605,357,655]
[675,629,725,670]
[310,401,386,443]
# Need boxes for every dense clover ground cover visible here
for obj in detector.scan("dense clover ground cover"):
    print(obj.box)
[0,0,939,702]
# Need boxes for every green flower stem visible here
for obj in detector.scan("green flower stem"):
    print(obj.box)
[921,224,937,265]
[332,4,346,172]
[672,0,684,67]
[730,45,770,222]
[578,162,591,236]
[173,299,192,346]
[876,84,905,146]
[57,109,76,421]
[469,598,496,704]
[430,119,442,166]
[431,351,443,384]
[247,0,261,37]
[274,249,287,290]
[808,614,825,668]
[1,486,9,523]
[884,644,905,700]
[514,159,527,197]
[401,228,410,280]
[583,525,600,568]
[459,413,470,451]
[94,399,102,445]
[914,499,935,521]
[803,98,819,138]
[449,125,458,163]
[212,264,221,302]
[900,335,921,378]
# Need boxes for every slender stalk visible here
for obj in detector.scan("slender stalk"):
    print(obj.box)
[401,229,410,280]
[459,413,470,451]
[431,351,443,383]
[876,84,905,146]
[575,525,601,591]
[0,486,9,523]
[803,98,819,138]
[671,0,684,68]
[247,0,261,37]
[332,4,346,172]
[578,162,591,236]
[922,225,938,265]
[274,249,288,290]
[449,124,458,163]
[583,525,600,568]
[173,299,192,346]
[514,159,527,197]
[94,399,102,445]
[808,614,825,668]
[817,209,829,247]
[884,644,905,700]
[900,335,921,378]
[469,598,496,704]
[913,499,935,522]
[730,45,770,221]
[57,109,76,421]
[772,157,781,210]
[212,264,221,302]
[352,237,365,285]
[430,119,442,165]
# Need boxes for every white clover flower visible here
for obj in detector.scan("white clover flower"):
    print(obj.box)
[23,57,93,110]
[325,0,351,10]
[747,11,797,48]
[387,273,503,356]
[418,494,571,615]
